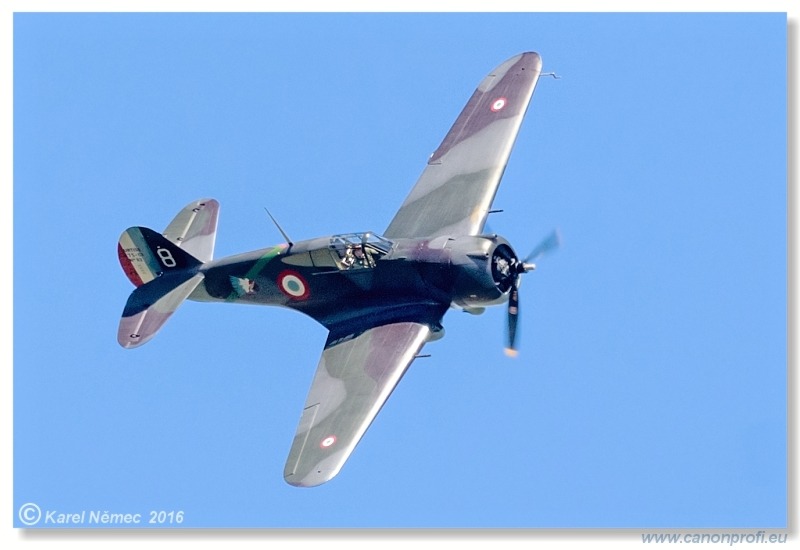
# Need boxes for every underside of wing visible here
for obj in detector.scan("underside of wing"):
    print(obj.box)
[384,52,542,240]
[284,321,434,487]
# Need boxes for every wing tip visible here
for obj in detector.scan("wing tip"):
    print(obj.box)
[506,51,542,72]
[283,468,340,488]
[284,448,346,488]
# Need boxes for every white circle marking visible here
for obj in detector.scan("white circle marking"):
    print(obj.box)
[491,97,507,112]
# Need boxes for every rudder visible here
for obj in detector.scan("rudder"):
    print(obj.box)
[118,226,202,287]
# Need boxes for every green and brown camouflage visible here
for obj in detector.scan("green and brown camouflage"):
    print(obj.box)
[117,52,548,487]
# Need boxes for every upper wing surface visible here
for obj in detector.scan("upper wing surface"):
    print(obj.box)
[384,52,542,239]
[284,322,432,487]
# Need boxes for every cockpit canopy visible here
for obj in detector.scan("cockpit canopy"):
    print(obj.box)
[329,232,393,270]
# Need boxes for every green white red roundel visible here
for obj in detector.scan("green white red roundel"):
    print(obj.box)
[490,97,507,112]
[277,270,310,300]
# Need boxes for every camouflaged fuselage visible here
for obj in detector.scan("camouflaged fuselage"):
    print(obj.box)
[117,52,546,487]
[190,233,519,337]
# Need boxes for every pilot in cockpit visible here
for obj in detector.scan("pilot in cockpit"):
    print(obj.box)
[342,244,371,269]
[342,246,356,267]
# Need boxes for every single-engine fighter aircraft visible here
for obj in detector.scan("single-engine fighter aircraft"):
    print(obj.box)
[117,52,558,487]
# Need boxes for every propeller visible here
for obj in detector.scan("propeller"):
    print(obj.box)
[503,229,561,357]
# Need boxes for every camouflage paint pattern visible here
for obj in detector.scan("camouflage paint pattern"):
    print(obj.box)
[117,227,203,348]
[118,273,204,348]
[284,322,432,487]
[162,198,219,262]
[116,53,545,487]
[384,52,542,239]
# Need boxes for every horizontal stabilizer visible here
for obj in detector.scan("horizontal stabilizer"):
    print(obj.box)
[118,273,205,348]
[163,198,219,262]
[117,225,205,348]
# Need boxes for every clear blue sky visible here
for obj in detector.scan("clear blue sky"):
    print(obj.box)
[12,11,787,531]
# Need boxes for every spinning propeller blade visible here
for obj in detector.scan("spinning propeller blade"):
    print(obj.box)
[523,229,562,264]
[503,229,561,357]
[504,286,520,357]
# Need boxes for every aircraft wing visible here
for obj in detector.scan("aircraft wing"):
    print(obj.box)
[284,321,432,487]
[384,52,542,240]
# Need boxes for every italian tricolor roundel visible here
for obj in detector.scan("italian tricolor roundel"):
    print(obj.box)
[277,270,310,300]
[490,97,507,112]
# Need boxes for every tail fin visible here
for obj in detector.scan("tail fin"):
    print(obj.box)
[117,226,205,348]
[118,198,218,287]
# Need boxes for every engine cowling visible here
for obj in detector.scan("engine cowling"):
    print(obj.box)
[446,235,520,309]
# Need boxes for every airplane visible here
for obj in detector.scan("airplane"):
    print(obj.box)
[116,51,558,487]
